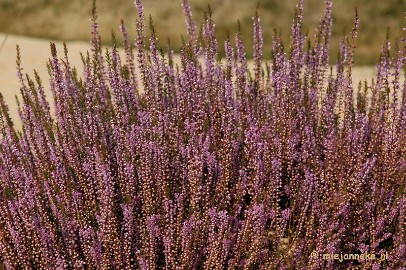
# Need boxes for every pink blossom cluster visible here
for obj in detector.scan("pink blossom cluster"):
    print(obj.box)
[0,0,404,269]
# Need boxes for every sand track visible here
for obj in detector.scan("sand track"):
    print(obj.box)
[0,33,377,130]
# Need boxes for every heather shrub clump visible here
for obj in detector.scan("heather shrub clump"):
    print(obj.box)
[0,0,405,269]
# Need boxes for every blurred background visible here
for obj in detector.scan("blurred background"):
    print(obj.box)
[0,0,404,65]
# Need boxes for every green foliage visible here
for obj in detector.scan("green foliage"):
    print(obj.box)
[0,0,403,64]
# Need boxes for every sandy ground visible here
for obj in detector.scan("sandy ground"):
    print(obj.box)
[0,33,378,130]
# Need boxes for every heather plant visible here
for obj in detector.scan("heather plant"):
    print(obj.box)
[0,0,405,269]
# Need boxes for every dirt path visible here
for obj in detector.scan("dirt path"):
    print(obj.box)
[0,33,377,130]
